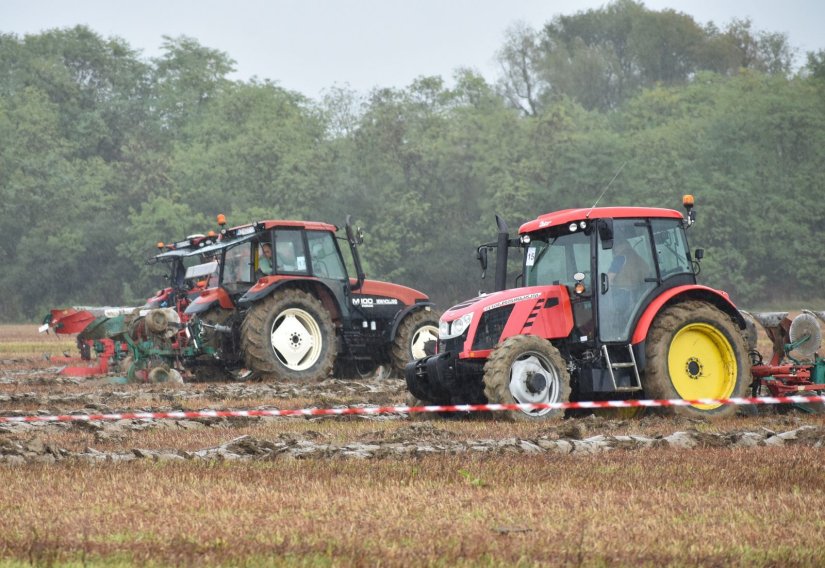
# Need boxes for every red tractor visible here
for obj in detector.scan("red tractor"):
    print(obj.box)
[406,196,751,419]
[184,216,440,381]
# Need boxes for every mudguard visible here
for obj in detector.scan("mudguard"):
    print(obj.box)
[185,287,233,315]
[235,275,299,305]
[236,276,345,320]
[630,284,745,344]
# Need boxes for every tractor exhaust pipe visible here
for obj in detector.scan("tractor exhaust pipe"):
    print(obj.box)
[494,215,509,292]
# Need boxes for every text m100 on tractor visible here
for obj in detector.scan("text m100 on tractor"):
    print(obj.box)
[407,196,751,419]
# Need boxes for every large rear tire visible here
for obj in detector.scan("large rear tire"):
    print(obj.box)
[390,309,440,373]
[241,289,335,381]
[483,335,571,421]
[644,301,749,418]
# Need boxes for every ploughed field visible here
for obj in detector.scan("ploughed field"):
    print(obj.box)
[1,325,824,566]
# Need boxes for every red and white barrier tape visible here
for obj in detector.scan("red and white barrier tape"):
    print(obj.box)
[0,395,823,423]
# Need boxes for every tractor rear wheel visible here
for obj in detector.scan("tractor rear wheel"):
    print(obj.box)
[390,309,440,374]
[483,335,570,420]
[241,289,335,381]
[644,301,749,417]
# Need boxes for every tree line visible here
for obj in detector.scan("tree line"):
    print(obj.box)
[1,0,824,321]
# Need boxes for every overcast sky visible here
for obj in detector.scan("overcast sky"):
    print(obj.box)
[3,0,823,99]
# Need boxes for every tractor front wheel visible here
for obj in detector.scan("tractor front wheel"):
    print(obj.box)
[390,309,440,374]
[241,289,335,381]
[483,335,571,420]
[644,301,749,417]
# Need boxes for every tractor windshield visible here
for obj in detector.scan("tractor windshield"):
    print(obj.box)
[524,229,591,289]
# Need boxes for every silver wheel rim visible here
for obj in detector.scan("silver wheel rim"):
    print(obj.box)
[270,308,323,371]
[410,324,438,360]
[508,351,561,417]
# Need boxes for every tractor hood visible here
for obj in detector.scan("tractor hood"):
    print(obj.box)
[353,279,429,307]
[438,285,574,355]
[442,287,548,322]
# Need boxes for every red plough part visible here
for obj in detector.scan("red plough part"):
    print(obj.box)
[53,339,116,376]
[40,307,131,377]
[745,310,825,404]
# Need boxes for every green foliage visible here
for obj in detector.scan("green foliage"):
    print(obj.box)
[0,10,822,320]
[497,0,796,112]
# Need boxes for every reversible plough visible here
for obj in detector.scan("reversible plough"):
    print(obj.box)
[744,310,825,411]
[40,233,217,381]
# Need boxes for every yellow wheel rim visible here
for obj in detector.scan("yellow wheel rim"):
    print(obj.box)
[668,323,738,410]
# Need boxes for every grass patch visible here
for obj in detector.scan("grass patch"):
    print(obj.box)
[0,450,823,565]
[0,340,76,356]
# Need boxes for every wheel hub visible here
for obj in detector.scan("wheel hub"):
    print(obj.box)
[668,322,739,409]
[509,355,559,414]
[526,372,547,394]
[685,357,702,379]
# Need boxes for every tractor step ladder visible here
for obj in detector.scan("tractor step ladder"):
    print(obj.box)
[601,344,642,392]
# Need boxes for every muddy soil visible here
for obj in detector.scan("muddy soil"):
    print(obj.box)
[1,359,824,464]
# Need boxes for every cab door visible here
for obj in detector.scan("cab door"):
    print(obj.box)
[597,219,658,342]
[304,229,352,316]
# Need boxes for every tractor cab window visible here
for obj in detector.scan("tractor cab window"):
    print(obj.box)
[181,254,216,289]
[273,229,308,275]
[524,229,591,289]
[223,241,255,293]
[597,219,657,342]
[307,230,347,280]
[651,219,692,279]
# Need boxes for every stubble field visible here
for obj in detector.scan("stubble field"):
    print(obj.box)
[0,325,823,566]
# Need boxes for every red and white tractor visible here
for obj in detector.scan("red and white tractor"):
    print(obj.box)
[406,196,752,418]
[184,216,440,381]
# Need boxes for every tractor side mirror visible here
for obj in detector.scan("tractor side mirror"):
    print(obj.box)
[695,248,704,261]
[477,247,488,279]
[345,215,364,245]
[477,247,488,270]
[598,219,614,249]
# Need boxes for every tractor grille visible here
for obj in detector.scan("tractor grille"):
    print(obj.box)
[472,305,514,351]
[438,331,467,355]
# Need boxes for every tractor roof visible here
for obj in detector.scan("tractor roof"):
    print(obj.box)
[519,206,683,234]
[150,234,218,263]
[258,220,338,232]
[226,220,338,235]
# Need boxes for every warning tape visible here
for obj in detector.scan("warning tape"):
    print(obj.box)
[0,395,823,423]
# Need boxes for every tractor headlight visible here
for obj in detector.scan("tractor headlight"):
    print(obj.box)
[441,313,473,339]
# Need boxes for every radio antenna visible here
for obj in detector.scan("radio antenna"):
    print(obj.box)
[586,161,627,218]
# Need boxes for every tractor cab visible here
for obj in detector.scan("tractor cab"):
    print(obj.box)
[183,219,357,314]
[145,233,218,311]
[520,207,696,347]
